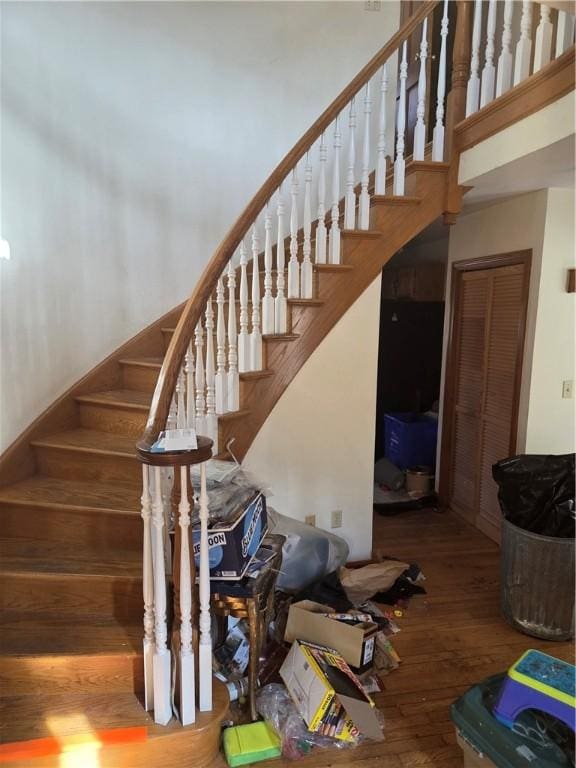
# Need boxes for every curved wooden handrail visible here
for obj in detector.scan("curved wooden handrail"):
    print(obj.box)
[138,1,439,454]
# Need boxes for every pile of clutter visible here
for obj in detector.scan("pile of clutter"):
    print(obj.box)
[194,460,426,766]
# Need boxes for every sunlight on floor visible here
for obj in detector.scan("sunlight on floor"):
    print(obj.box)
[45,713,102,768]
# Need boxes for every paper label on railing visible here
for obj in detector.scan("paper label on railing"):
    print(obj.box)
[151,428,198,452]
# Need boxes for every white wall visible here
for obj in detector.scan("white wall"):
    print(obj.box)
[244,277,382,561]
[0,0,400,451]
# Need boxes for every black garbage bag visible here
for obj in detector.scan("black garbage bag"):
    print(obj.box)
[492,454,575,538]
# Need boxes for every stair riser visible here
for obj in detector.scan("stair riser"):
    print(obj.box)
[0,504,142,555]
[1,573,142,620]
[0,653,143,697]
[79,403,148,438]
[122,365,161,393]
[34,446,142,486]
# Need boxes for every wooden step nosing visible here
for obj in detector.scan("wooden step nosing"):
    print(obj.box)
[371,195,422,206]
[287,298,324,307]
[75,394,151,412]
[217,409,251,422]
[0,497,139,516]
[341,229,383,238]
[313,264,355,272]
[119,358,163,370]
[30,438,136,460]
[262,334,300,342]
[238,369,274,381]
[0,569,142,582]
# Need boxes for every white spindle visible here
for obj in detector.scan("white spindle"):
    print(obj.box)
[250,224,263,370]
[215,278,227,415]
[393,41,408,196]
[514,1,533,85]
[466,0,483,117]
[178,465,195,726]
[185,342,195,429]
[496,0,514,97]
[288,168,300,298]
[344,99,357,230]
[359,83,372,229]
[227,261,240,411]
[315,135,328,264]
[262,205,275,334]
[375,64,389,195]
[480,0,497,108]
[194,321,206,436]
[275,186,288,333]
[432,0,449,162]
[329,116,342,264]
[534,4,553,71]
[238,242,250,373]
[204,299,217,448]
[556,11,576,57]
[301,153,313,298]
[152,466,171,725]
[176,369,186,429]
[141,465,155,712]
[198,462,212,711]
[413,18,429,161]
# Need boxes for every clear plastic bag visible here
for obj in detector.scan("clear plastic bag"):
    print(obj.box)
[268,509,349,592]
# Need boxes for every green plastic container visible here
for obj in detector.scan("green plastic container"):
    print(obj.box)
[223,721,282,767]
[451,674,573,767]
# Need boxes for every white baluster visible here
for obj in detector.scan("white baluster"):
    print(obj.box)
[329,116,342,264]
[194,321,206,436]
[496,0,514,97]
[275,186,288,333]
[185,342,195,429]
[413,17,429,161]
[301,153,313,298]
[432,0,449,162]
[160,468,172,577]
[141,465,155,712]
[227,260,240,411]
[514,1,533,85]
[344,99,357,230]
[176,368,186,429]
[555,11,576,57]
[534,4,553,71]
[198,461,213,711]
[262,205,275,334]
[204,298,217,448]
[315,135,328,264]
[480,0,497,108]
[359,82,372,229]
[215,277,228,415]
[288,168,300,298]
[237,242,250,373]
[393,41,408,196]
[250,224,263,370]
[178,465,195,726]
[466,0,483,117]
[375,64,389,195]
[152,466,171,725]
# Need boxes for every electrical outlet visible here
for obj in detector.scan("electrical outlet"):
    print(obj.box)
[331,509,343,529]
[562,380,573,399]
[305,514,316,527]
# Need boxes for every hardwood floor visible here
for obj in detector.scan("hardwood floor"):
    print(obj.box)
[256,508,574,768]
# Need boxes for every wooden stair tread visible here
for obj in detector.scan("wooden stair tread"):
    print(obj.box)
[0,544,141,576]
[119,357,164,368]
[262,333,299,341]
[314,263,355,272]
[371,194,422,205]
[239,369,274,381]
[217,409,250,422]
[76,389,152,410]
[0,475,141,512]
[287,298,324,306]
[341,228,383,237]
[0,616,142,657]
[31,428,138,457]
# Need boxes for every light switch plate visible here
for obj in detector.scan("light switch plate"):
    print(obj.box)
[562,380,573,399]
[304,514,316,528]
[331,509,343,529]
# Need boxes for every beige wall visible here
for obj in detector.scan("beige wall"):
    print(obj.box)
[244,277,382,561]
[437,188,575,486]
[0,1,400,451]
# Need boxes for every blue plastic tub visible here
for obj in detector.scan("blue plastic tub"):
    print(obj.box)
[383,412,438,470]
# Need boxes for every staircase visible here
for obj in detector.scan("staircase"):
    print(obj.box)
[1,1,574,765]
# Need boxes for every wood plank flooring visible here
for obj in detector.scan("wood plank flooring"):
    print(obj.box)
[255,508,574,768]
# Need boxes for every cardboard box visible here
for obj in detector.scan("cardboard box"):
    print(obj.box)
[193,492,267,580]
[284,601,378,674]
[280,640,383,743]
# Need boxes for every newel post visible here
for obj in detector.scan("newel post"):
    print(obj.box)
[444,0,472,224]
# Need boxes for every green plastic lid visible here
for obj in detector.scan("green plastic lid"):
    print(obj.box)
[223,721,282,767]
[451,674,572,767]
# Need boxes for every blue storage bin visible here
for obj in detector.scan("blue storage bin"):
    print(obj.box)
[383,412,438,470]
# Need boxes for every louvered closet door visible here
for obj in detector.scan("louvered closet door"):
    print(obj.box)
[448,262,528,541]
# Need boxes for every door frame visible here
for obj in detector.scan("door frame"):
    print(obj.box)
[438,250,532,518]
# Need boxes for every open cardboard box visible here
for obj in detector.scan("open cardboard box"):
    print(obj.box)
[280,640,383,743]
[285,600,378,674]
